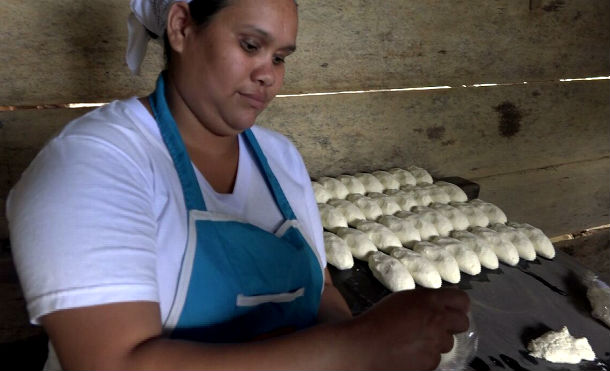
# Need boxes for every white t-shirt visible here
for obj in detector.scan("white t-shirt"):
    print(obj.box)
[7,97,326,327]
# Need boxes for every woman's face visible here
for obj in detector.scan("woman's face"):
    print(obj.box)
[171,0,298,136]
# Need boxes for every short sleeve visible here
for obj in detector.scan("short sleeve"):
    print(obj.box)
[7,134,160,324]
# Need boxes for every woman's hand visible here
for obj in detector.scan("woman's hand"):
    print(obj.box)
[343,288,470,370]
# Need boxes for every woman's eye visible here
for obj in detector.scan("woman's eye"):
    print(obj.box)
[273,56,286,65]
[241,40,258,52]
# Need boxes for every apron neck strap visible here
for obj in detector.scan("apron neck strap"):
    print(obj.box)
[243,130,297,221]
[149,72,207,211]
[148,72,298,221]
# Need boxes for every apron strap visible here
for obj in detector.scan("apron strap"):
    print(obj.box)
[149,73,207,211]
[243,130,297,221]
[148,72,298,222]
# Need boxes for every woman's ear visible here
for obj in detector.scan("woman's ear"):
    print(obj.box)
[166,1,193,55]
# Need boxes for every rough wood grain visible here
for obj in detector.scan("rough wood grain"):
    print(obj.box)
[0,81,608,238]
[476,157,610,237]
[1,0,608,105]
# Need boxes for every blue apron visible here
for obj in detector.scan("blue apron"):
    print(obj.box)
[148,74,324,343]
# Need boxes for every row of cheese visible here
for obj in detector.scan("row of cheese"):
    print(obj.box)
[311,166,451,204]
[324,221,555,291]
[318,197,509,237]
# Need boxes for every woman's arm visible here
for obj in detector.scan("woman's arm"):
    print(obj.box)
[317,268,352,323]
[42,288,469,370]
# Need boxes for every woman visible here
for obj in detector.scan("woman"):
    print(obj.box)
[7,0,470,369]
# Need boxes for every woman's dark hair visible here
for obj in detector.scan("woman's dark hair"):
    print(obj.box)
[162,0,232,65]
[160,0,297,66]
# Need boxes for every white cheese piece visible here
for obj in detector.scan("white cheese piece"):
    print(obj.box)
[490,223,537,261]
[407,165,433,184]
[420,184,451,204]
[335,227,377,260]
[400,185,434,207]
[434,181,468,202]
[431,237,481,275]
[384,189,419,211]
[450,202,490,228]
[346,194,383,221]
[507,221,556,259]
[470,226,520,266]
[377,215,421,244]
[368,251,415,292]
[336,174,366,195]
[354,172,385,193]
[391,246,442,288]
[412,241,461,284]
[429,203,470,231]
[470,199,508,224]
[395,211,440,240]
[317,203,348,232]
[372,170,401,190]
[528,326,596,364]
[450,230,499,270]
[311,181,331,204]
[327,199,366,225]
[388,168,417,186]
[367,192,402,216]
[353,220,403,253]
[317,176,350,200]
[323,232,354,270]
[412,206,454,237]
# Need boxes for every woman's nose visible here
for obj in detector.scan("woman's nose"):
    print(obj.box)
[252,59,276,86]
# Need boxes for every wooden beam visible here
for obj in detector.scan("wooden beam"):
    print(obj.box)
[1,0,608,105]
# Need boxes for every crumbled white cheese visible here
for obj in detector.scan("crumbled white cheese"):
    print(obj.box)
[317,176,350,200]
[367,192,402,215]
[336,174,366,195]
[431,236,481,276]
[528,326,595,364]
[372,170,401,191]
[368,251,415,292]
[470,199,507,224]
[311,181,332,204]
[327,199,366,225]
[318,203,348,231]
[412,241,461,284]
[377,215,422,244]
[407,165,433,184]
[354,172,385,193]
[323,232,354,270]
[353,220,402,253]
[434,181,468,202]
[384,189,419,211]
[335,227,377,260]
[388,168,417,186]
[401,185,434,207]
[346,194,383,221]
[508,221,556,259]
[395,211,440,240]
[450,202,490,228]
[412,206,454,237]
[429,203,470,231]
[490,223,537,261]
[391,246,442,288]
[450,230,499,270]
[470,226,519,266]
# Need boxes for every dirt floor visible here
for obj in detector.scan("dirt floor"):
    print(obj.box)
[554,227,610,283]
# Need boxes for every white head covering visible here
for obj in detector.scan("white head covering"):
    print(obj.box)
[126,0,192,75]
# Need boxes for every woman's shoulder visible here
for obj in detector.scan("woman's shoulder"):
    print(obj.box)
[250,125,301,161]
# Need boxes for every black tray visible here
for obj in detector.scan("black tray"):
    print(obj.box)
[329,251,610,370]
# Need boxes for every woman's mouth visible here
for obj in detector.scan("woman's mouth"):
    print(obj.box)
[239,92,266,110]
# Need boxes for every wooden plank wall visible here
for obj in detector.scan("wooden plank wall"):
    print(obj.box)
[1,0,609,240]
